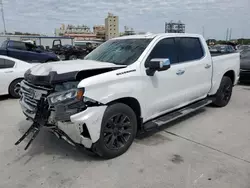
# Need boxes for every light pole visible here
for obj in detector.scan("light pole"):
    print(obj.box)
[0,0,7,35]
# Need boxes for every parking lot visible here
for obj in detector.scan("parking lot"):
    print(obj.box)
[0,85,249,188]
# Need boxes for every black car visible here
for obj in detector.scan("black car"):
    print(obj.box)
[239,48,250,83]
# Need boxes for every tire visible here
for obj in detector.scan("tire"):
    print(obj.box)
[212,76,233,107]
[93,103,137,159]
[69,55,77,60]
[9,79,23,98]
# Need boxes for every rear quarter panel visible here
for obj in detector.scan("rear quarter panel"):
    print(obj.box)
[209,53,240,95]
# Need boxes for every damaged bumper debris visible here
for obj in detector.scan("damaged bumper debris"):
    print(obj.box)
[17,79,107,150]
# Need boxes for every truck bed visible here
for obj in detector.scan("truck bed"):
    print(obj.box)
[211,52,237,57]
[209,52,240,95]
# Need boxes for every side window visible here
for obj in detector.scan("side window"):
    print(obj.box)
[178,37,204,62]
[147,38,178,64]
[5,59,15,68]
[8,41,27,51]
[0,58,5,69]
[0,59,15,69]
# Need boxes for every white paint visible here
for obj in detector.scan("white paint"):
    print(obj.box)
[79,33,240,123]
[70,106,107,143]
[29,59,126,75]
[0,55,40,96]
[18,33,240,147]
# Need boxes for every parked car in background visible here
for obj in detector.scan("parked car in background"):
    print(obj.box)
[0,40,59,63]
[209,44,235,54]
[239,49,250,83]
[0,55,40,98]
[49,39,88,60]
[18,33,239,159]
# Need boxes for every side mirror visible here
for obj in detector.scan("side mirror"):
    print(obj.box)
[145,58,171,76]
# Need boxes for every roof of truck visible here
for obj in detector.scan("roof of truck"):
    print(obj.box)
[112,33,202,40]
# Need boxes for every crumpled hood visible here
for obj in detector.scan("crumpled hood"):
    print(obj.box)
[25,59,126,86]
[29,59,126,76]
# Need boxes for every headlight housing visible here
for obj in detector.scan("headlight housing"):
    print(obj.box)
[48,88,84,105]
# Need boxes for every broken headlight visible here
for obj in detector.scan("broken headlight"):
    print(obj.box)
[48,88,84,105]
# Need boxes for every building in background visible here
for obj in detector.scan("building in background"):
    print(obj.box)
[55,24,97,40]
[165,21,185,33]
[93,25,106,40]
[120,26,136,36]
[105,13,119,40]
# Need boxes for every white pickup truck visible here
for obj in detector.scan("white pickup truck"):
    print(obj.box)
[17,33,240,159]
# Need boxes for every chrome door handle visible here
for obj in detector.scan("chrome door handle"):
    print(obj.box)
[4,70,13,73]
[176,70,185,75]
[205,64,211,69]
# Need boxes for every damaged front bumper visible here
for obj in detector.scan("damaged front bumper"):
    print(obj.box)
[18,80,107,150]
[53,106,107,148]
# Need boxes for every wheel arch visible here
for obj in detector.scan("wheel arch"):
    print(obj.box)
[106,97,143,131]
[223,70,235,84]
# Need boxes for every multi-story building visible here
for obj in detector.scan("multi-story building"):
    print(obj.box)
[165,21,185,33]
[54,24,96,40]
[93,25,106,40]
[105,13,119,40]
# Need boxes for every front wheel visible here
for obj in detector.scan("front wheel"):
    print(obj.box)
[212,76,233,107]
[93,103,137,159]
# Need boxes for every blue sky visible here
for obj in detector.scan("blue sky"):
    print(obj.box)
[0,0,249,39]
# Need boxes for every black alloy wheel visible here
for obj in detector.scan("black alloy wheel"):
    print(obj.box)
[93,103,137,159]
[212,76,233,107]
[222,83,232,103]
[103,113,133,150]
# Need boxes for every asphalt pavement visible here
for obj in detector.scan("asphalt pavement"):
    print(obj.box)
[0,85,250,188]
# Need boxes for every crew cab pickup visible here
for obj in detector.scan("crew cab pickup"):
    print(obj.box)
[17,33,240,159]
[0,40,59,63]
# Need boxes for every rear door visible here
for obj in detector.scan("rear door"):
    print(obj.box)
[176,37,212,103]
[0,58,16,95]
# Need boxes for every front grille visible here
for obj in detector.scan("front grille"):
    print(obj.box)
[19,80,52,119]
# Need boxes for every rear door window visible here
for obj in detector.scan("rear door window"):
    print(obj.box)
[5,59,15,68]
[0,58,5,68]
[8,41,27,50]
[177,37,204,63]
[0,58,15,69]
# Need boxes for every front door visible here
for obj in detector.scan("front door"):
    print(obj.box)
[141,37,191,121]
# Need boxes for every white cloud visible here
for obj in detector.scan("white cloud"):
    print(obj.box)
[0,0,249,39]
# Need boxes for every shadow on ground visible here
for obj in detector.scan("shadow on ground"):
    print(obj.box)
[13,120,100,164]
[0,95,11,101]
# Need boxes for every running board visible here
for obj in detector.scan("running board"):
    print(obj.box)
[143,99,212,131]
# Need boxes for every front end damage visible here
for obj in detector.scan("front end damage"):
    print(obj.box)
[16,68,113,151]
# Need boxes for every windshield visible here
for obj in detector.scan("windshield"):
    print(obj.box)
[84,39,152,65]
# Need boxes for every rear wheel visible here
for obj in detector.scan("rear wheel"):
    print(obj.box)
[9,79,23,98]
[93,103,137,159]
[212,76,233,107]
